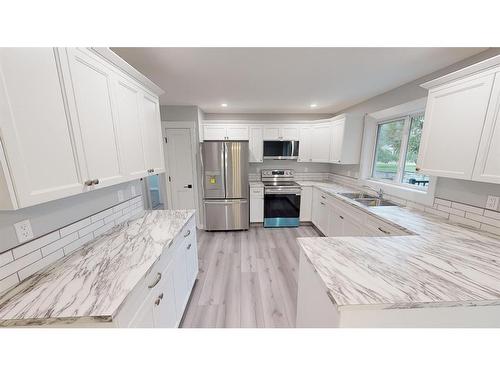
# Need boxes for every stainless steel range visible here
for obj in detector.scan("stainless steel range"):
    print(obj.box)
[261,169,301,228]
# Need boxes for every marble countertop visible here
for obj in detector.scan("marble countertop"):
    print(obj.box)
[297,181,500,311]
[0,209,195,327]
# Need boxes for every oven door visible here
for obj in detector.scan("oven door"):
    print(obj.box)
[264,189,301,227]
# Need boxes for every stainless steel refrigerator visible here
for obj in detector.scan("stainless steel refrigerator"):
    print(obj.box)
[202,141,249,231]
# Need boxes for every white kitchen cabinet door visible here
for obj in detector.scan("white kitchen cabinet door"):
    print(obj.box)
[312,189,328,234]
[298,126,312,162]
[281,125,299,140]
[203,125,227,140]
[65,48,125,188]
[0,48,84,209]
[250,196,264,222]
[141,92,165,174]
[113,77,147,179]
[329,119,345,163]
[249,126,263,162]
[226,125,249,140]
[152,264,177,328]
[418,73,495,180]
[473,72,500,184]
[299,186,312,221]
[263,126,281,140]
[129,294,155,328]
[185,237,199,289]
[173,245,189,322]
[310,124,331,162]
[327,204,343,237]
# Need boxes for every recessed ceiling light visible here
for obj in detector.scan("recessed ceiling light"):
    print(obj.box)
[310,103,318,108]
[221,103,228,107]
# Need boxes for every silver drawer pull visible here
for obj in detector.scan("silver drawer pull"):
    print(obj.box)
[186,243,192,250]
[378,227,390,235]
[321,195,326,199]
[320,202,325,205]
[339,215,344,220]
[159,293,164,300]
[155,297,161,306]
[184,229,191,238]
[148,272,162,288]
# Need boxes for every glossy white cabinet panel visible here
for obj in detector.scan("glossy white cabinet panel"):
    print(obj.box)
[249,126,263,162]
[299,186,312,221]
[141,93,165,174]
[310,124,331,162]
[298,125,312,163]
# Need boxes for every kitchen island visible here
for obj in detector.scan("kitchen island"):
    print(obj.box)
[0,209,197,328]
[296,181,500,327]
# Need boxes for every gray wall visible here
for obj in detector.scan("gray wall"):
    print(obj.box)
[0,179,143,254]
[328,48,500,208]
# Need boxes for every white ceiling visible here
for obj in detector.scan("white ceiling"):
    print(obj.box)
[112,48,486,114]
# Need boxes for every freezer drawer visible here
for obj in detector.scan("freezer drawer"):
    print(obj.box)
[204,199,249,231]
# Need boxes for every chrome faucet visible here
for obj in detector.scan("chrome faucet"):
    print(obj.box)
[362,185,383,199]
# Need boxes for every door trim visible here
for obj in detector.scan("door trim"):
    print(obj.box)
[162,121,200,226]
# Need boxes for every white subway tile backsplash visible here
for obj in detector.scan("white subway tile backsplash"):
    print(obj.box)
[60,217,91,237]
[0,274,19,295]
[90,207,115,223]
[451,202,485,215]
[12,231,60,259]
[0,250,42,280]
[78,219,104,237]
[0,196,143,297]
[424,206,450,219]
[63,233,94,256]
[434,198,452,207]
[465,212,500,228]
[481,224,500,236]
[0,251,14,268]
[40,232,78,257]
[18,249,64,281]
[484,210,500,221]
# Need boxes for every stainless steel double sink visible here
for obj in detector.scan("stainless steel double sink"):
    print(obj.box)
[339,192,397,207]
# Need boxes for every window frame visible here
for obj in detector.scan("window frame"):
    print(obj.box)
[370,111,427,191]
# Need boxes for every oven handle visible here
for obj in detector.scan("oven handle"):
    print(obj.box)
[265,189,301,195]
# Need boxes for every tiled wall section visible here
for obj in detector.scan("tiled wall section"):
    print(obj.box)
[0,196,144,295]
[249,172,329,182]
[328,173,500,237]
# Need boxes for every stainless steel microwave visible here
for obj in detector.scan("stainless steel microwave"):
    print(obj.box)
[263,140,299,160]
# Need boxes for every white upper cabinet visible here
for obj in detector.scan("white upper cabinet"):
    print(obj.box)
[472,72,500,183]
[64,48,125,189]
[203,124,249,140]
[329,115,364,164]
[141,92,165,174]
[310,123,331,162]
[262,125,299,140]
[418,73,495,180]
[113,77,147,179]
[0,47,165,210]
[0,48,84,209]
[298,125,312,162]
[249,125,263,162]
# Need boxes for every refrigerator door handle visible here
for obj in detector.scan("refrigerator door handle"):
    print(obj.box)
[223,141,228,198]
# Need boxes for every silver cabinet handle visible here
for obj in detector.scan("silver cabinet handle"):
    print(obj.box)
[92,179,99,185]
[321,195,326,199]
[155,297,161,306]
[184,229,191,238]
[159,293,164,300]
[148,272,162,288]
[378,227,391,235]
[186,243,192,250]
[320,202,325,206]
[339,215,344,220]
[84,180,93,186]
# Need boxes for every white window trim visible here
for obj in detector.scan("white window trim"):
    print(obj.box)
[359,98,437,206]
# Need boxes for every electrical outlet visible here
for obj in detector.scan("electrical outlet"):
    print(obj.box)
[14,219,34,243]
[486,195,500,211]
[117,190,124,202]
[131,185,136,196]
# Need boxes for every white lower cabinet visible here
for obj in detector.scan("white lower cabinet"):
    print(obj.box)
[250,186,264,223]
[118,216,198,328]
[299,186,312,221]
[311,187,329,234]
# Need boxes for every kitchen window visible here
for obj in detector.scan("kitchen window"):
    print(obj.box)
[371,112,429,190]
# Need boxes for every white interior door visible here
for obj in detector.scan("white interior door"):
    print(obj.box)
[166,128,196,209]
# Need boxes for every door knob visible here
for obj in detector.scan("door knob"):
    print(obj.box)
[183,184,193,188]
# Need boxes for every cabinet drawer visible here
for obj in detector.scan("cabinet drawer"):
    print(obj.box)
[365,216,407,236]
[250,187,264,197]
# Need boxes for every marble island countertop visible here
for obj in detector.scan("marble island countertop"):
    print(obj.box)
[297,181,500,311]
[0,209,195,327]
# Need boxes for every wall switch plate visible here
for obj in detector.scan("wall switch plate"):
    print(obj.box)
[486,195,500,211]
[14,219,34,243]
[118,190,124,202]
[131,185,136,196]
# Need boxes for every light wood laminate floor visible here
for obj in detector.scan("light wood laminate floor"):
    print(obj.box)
[181,225,320,328]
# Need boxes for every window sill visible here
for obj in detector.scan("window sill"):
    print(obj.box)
[362,177,436,206]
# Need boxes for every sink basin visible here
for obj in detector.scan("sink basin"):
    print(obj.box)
[340,192,377,199]
[354,198,397,207]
